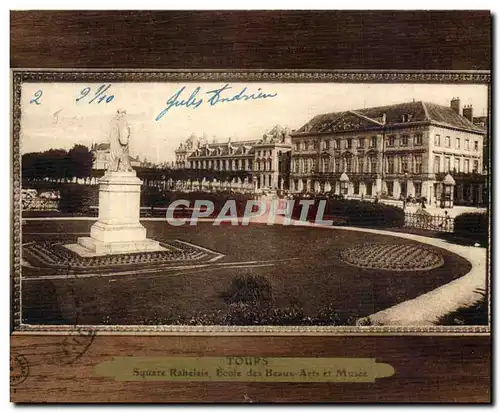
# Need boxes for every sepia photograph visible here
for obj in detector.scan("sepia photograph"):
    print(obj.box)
[13,73,490,332]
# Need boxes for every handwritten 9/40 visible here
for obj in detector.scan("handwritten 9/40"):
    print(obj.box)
[29,84,115,105]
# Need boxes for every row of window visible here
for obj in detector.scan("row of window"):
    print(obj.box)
[291,179,425,198]
[434,134,479,151]
[293,134,424,152]
[385,155,423,174]
[188,148,274,160]
[380,155,424,174]
[386,134,423,147]
[255,159,273,171]
[384,181,422,198]
[293,157,379,174]
[188,155,480,174]
[293,155,425,175]
[293,180,377,196]
[256,150,273,157]
[293,136,376,152]
[190,159,253,171]
[192,146,250,157]
[255,174,274,189]
[433,156,479,174]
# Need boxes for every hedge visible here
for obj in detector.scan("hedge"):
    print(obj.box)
[58,184,98,214]
[292,198,405,228]
[454,212,489,246]
[54,184,404,227]
[141,187,255,217]
[55,185,256,216]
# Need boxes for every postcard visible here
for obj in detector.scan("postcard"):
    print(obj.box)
[11,69,491,402]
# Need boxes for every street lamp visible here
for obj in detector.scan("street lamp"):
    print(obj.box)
[402,171,408,195]
[340,172,350,197]
[400,171,408,209]
[441,172,456,209]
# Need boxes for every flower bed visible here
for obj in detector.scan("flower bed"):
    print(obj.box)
[340,243,444,271]
[22,240,216,272]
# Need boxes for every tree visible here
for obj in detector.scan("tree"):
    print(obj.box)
[37,149,69,183]
[68,144,93,181]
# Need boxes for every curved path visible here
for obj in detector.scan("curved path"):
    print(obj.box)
[290,220,487,326]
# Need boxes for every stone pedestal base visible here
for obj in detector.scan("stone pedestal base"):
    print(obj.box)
[72,236,163,256]
[65,170,165,257]
[89,221,147,243]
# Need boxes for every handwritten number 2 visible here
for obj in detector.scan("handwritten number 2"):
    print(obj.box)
[30,89,43,105]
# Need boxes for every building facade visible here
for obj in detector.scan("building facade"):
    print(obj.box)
[289,99,485,205]
[174,126,292,192]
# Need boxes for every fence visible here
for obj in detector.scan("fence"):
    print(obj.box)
[404,212,454,232]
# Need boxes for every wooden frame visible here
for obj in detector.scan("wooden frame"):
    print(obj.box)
[10,11,492,403]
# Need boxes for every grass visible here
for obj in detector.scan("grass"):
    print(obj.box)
[21,220,473,326]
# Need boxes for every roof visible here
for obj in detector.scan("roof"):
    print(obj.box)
[295,101,484,135]
[187,139,259,158]
[212,139,259,147]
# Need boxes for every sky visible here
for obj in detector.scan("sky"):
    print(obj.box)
[20,82,488,163]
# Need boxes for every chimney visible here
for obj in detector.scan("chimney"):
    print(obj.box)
[462,105,473,122]
[450,97,461,114]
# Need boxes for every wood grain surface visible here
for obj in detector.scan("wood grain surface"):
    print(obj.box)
[10,10,492,403]
[11,335,491,403]
[11,10,491,70]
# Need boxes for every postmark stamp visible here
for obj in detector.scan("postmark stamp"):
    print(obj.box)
[59,266,97,365]
[10,352,29,386]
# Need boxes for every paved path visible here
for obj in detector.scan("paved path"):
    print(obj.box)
[299,221,487,326]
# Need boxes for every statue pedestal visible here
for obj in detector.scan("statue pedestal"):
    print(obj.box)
[66,171,165,256]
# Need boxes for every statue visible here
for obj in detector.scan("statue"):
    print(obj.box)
[107,109,133,172]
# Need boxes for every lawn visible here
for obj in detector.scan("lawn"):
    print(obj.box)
[21,219,472,326]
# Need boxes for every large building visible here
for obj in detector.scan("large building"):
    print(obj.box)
[472,114,489,173]
[174,126,292,191]
[289,98,486,205]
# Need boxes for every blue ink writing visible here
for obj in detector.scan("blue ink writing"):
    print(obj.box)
[30,89,43,105]
[76,84,114,104]
[156,84,277,121]
[155,86,203,121]
[205,84,277,106]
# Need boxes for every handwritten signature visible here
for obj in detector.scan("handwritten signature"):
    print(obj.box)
[155,84,278,121]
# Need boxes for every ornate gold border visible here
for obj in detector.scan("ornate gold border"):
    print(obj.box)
[11,69,491,335]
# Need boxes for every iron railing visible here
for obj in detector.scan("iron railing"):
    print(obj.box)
[404,212,454,232]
